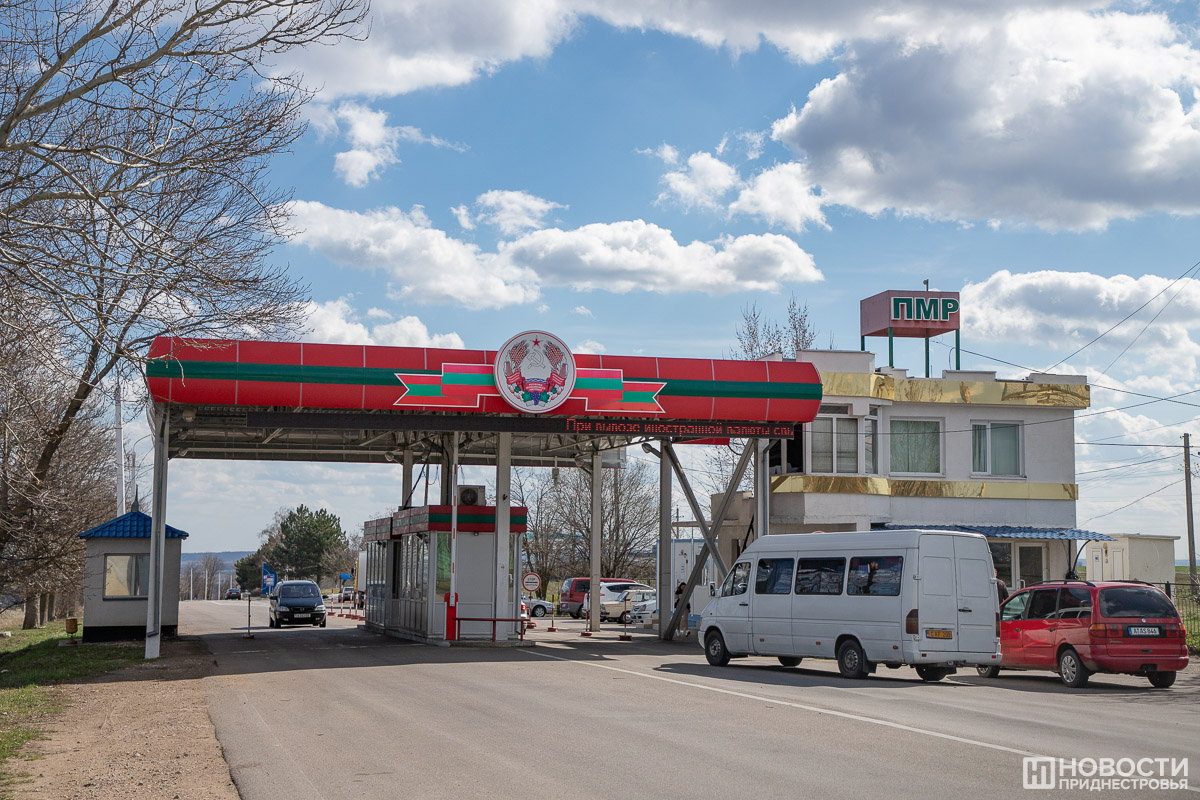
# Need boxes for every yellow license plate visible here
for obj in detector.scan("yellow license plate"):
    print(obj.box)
[925,629,953,639]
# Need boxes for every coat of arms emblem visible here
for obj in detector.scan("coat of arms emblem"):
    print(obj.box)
[495,331,576,413]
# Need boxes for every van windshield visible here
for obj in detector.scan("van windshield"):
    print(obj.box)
[1098,587,1178,619]
[280,584,320,599]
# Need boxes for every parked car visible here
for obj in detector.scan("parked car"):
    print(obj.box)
[224,588,241,600]
[978,580,1188,687]
[600,588,657,624]
[629,599,658,627]
[558,577,644,618]
[522,596,554,617]
[340,587,355,602]
[268,580,327,628]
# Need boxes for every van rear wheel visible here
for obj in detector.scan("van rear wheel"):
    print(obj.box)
[705,631,731,666]
[836,640,869,679]
[915,665,950,682]
[1058,648,1090,688]
[777,656,801,668]
[976,665,1000,678]
[1147,671,1176,688]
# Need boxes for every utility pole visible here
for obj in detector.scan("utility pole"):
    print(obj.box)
[1185,433,1197,590]
[115,382,125,516]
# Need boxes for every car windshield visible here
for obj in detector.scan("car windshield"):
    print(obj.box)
[1098,587,1178,618]
[280,584,319,599]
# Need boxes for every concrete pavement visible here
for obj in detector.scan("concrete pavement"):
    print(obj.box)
[182,600,1199,800]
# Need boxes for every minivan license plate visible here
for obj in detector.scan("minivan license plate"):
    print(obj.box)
[1127,626,1159,636]
[293,613,310,619]
[926,629,953,639]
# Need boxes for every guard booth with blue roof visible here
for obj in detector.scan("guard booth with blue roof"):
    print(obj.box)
[77,508,189,642]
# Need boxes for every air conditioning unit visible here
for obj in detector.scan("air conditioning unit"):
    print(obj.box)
[456,485,486,506]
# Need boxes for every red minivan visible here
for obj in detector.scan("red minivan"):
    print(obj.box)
[980,580,1188,688]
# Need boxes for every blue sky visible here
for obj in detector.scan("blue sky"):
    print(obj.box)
[170,1,1200,560]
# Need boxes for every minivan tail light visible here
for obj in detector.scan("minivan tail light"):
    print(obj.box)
[1089,623,1124,638]
[905,609,919,635]
[1163,623,1185,639]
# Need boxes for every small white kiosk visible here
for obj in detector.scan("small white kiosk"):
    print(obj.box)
[77,509,188,642]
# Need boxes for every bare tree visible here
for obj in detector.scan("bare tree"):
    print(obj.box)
[198,553,227,600]
[0,0,366,575]
[711,295,820,495]
[732,294,817,360]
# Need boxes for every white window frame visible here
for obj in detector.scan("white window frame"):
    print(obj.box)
[888,417,943,476]
[971,420,1023,477]
[809,414,861,475]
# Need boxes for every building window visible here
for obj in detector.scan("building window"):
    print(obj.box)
[811,415,859,474]
[104,554,149,598]
[889,419,941,474]
[972,422,1021,476]
[864,415,878,474]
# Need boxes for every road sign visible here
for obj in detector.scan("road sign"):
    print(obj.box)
[521,572,541,593]
[262,562,277,595]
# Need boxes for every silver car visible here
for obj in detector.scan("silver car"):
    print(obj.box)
[522,596,554,617]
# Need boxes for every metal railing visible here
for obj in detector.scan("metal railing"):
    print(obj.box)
[1160,583,1200,651]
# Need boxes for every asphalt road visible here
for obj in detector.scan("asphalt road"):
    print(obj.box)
[182,600,1199,800]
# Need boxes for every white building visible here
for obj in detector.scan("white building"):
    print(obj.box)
[719,347,1112,590]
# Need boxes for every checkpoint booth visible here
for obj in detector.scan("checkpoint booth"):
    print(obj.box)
[138,330,822,652]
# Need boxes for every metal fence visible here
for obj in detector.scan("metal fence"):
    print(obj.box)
[1160,583,1200,652]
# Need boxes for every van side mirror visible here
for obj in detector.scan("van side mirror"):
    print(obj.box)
[709,582,716,597]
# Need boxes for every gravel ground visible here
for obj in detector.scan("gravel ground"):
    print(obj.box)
[16,637,239,800]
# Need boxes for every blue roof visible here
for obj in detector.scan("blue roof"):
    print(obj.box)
[884,524,1114,541]
[77,510,189,539]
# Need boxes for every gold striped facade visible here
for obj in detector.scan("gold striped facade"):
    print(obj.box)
[819,373,1090,408]
[770,474,1078,501]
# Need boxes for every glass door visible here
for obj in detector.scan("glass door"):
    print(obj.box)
[1017,545,1045,588]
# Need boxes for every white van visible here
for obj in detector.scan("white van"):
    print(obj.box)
[697,530,1001,682]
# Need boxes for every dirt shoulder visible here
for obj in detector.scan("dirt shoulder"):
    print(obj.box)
[16,637,238,800]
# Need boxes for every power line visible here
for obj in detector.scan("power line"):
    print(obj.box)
[1075,455,1176,476]
[1081,478,1183,524]
[1042,259,1200,373]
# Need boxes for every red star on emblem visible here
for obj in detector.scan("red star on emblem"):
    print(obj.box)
[531,337,540,346]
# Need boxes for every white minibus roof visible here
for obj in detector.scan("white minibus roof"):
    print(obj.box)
[740,529,987,556]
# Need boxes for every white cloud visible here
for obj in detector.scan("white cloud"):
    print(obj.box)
[572,305,593,317]
[575,339,606,354]
[729,162,828,233]
[303,298,466,348]
[962,269,1200,382]
[290,202,823,306]
[288,201,541,309]
[501,219,822,294]
[451,204,475,230]
[304,298,466,348]
[325,102,463,187]
[638,143,680,165]
[659,152,740,210]
[464,190,567,235]
[274,0,578,98]
[771,10,1200,230]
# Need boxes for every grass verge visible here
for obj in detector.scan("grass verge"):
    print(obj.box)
[0,621,142,796]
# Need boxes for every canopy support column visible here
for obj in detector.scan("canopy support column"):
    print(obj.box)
[588,449,602,632]
[496,432,513,636]
[660,440,753,640]
[657,438,672,640]
[145,404,169,659]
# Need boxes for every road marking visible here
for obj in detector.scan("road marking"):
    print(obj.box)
[519,646,1200,791]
